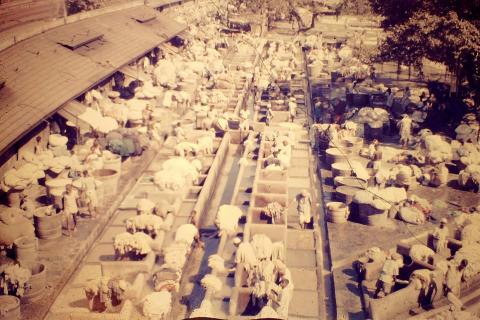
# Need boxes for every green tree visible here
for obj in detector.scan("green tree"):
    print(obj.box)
[371,0,480,95]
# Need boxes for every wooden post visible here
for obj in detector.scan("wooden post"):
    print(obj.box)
[397,60,401,80]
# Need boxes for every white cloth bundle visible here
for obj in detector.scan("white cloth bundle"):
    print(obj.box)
[162,157,200,185]
[190,299,214,318]
[251,234,273,261]
[215,205,242,234]
[163,241,189,270]
[200,274,222,293]
[137,199,156,214]
[174,223,198,246]
[79,108,118,133]
[48,134,68,147]
[143,291,172,319]
[422,135,452,163]
[235,242,258,270]
[153,170,186,191]
[153,60,177,86]
[409,244,435,262]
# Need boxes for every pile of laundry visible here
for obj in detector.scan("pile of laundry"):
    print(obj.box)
[455,113,479,143]
[101,128,150,157]
[354,107,390,129]
[153,157,202,192]
[113,231,153,260]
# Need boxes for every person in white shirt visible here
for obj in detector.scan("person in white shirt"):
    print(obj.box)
[80,170,98,219]
[385,87,395,109]
[432,218,449,253]
[272,278,294,319]
[288,97,297,122]
[63,184,79,236]
[375,253,402,297]
[398,114,413,148]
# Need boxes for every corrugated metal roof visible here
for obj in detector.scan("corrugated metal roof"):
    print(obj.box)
[43,9,164,69]
[46,26,104,49]
[0,36,111,154]
[141,11,188,40]
[146,0,182,9]
[0,5,185,155]
[120,6,188,40]
[125,5,158,23]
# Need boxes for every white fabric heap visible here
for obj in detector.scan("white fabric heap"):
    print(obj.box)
[174,142,200,157]
[162,157,201,185]
[338,46,353,61]
[422,135,453,164]
[143,291,172,320]
[163,241,189,271]
[355,107,390,129]
[113,232,152,257]
[455,123,479,143]
[453,242,480,280]
[79,108,118,133]
[1,163,45,192]
[215,205,242,234]
[197,133,215,155]
[153,60,177,87]
[137,199,156,214]
[399,206,425,225]
[190,299,214,318]
[235,242,258,270]
[251,234,273,261]
[174,223,198,246]
[460,224,480,245]
[458,164,480,189]
[139,81,164,99]
[353,187,406,208]
[3,264,31,296]
[125,99,149,121]
[200,274,222,293]
[409,244,435,262]
[154,170,186,191]
[208,254,229,273]
[126,215,164,235]
[456,142,480,166]
[272,241,286,262]
[264,202,285,223]
[48,134,68,147]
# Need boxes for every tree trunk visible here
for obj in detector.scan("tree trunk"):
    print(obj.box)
[455,61,460,95]
[397,60,401,80]
[408,64,411,80]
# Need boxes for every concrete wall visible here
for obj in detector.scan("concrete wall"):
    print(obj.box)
[192,133,231,224]
[369,284,419,320]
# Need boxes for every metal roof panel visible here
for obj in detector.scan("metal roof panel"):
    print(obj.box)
[0,5,183,155]
[0,36,112,153]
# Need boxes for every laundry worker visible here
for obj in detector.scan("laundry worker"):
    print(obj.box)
[398,114,413,148]
[376,253,402,298]
[63,184,79,236]
[288,96,297,122]
[432,218,449,253]
[445,259,468,310]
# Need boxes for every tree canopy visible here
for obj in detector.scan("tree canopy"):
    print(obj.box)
[370,0,480,95]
